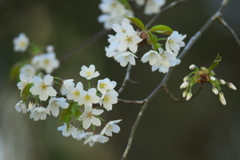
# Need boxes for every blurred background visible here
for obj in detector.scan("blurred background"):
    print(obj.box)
[0,0,240,160]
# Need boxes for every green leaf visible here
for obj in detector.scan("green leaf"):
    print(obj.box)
[126,17,145,30]
[60,102,81,124]
[208,54,222,71]
[150,25,173,35]
[147,31,161,50]
[21,83,34,102]
[10,62,25,81]
[118,0,132,11]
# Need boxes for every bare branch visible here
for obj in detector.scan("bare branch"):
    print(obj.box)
[118,64,133,94]
[118,99,145,104]
[60,29,109,61]
[217,16,240,46]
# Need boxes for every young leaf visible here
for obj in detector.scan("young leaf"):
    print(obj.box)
[126,17,145,30]
[150,25,173,35]
[21,83,34,102]
[147,31,161,50]
[208,54,222,71]
[10,62,25,80]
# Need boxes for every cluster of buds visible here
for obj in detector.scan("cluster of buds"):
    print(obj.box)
[180,56,237,105]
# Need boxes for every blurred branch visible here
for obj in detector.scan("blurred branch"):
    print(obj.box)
[118,99,145,104]
[118,64,134,94]
[121,0,237,159]
[60,29,109,61]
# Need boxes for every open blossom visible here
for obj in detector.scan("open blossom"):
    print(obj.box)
[66,82,84,102]
[84,135,109,147]
[97,78,117,95]
[30,74,57,101]
[20,64,36,77]
[79,64,100,80]
[61,79,75,95]
[112,18,132,34]
[57,123,77,138]
[141,50,161,65]
[100,89,118,111]
[15,100,27,113]
[98,0,133,29]
[105,42,125,60]
[151,48,181,73]
[100,119,122,136]
[31,52,59,74]
[115,25,142,53]
[17,73,33,92]
[78,88,100,106]
[46,97,69,117]
[29,107,47,121]
[144,0,166,15]
[13,33,29,52]
[166,31,186,55]
[78,106,104,129]
[116,52,137,67]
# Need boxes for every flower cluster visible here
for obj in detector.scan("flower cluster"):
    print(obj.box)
[12,33,59,76]
[98,0,133,29]
[105,18,186,73]
[135,0,166,15]
[105,18,143,67]
[180,64,237,105]
[15,63,121,146]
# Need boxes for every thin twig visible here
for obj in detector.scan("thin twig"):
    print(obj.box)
[60,29,109,61]
[118,99,145,104]
[118,64,133,94]
[146,0,188,28]
[217,16,240,46]
[161,83,205,103]
[121,0,231,159]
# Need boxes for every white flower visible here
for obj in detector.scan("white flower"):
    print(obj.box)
[79,64,100,80]
[27,102,36,112]
[112,18,131,34]
[100,89,118,111]
[46,97,69,117]
[219,92,226,105]
[144,0,166,15]
[46,45,54,52]
[13,33,29,52]
[32,52,59,74]
[180,81,189,89]
[165,31,186,55]
[75,130,93,141]
[30,74,57,101]
[115,25,142,53]
[97,78,117,95]
[78,88,100,106]
[227,83,237,90]
[78,106,104,129]
[20,64,36,77]
[141,50,161,65]
[17,73,33,92]
[220,79,225,84]
[116,51,137,67]
[61,79,75,95]
[210,76,216,81]
[29,107,47,121]
[105,42,125,60]
[100,119,122,136]
[57,123,77,138]
[135,0,145,5]
[84,135,109,147]
[151,48,181,73]
[15,100,27,113]
[66,82,84,102]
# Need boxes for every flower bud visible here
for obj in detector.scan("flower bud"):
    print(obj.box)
[212,87,219,95]
[189,64,197,70]
[219,79,225,85]
[180,81,189,89]
[183,76,189,82]
[219,92,226,105]
[210,76,216,81]
[182,90,188,98]
[186,93,192,101]
[227,83,237,90]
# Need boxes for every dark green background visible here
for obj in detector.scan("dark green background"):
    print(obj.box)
[0,0,240,160]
